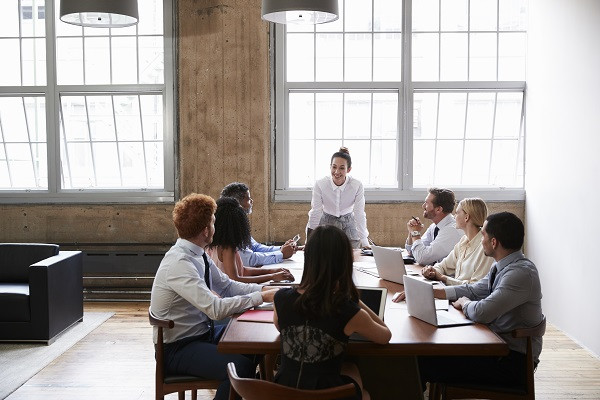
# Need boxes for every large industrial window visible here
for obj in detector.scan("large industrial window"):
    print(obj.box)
[273,0,527,201]
[0,0,174,203]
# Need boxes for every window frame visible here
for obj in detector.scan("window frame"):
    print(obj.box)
[0,0,176,204]
[271,0,526,203]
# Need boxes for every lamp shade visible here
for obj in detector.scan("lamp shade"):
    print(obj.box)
[60,0,139,28]
[262,0,339,25]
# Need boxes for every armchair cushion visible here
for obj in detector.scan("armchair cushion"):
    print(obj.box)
[0,243,59,282]
[0,283,30,322]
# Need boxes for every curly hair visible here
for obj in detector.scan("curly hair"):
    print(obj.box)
[172,193,217,239]
[296,225,358,319]
[209,197,252,250]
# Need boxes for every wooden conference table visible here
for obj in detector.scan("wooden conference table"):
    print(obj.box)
[218,250,508,398]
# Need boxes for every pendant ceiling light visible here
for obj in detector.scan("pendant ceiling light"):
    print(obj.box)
[262,0,339,25]
[60,0,139,28]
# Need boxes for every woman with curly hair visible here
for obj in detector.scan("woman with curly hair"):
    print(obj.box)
[273,225,391,399]
[208,197,294,284]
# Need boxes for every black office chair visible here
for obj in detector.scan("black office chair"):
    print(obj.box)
[431,316,546,400]
[149,308,221,400]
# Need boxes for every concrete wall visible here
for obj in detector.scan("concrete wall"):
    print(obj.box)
[526,0,600,357]
[0,0,523,252]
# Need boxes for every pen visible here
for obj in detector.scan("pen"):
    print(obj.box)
[412,216,419,222]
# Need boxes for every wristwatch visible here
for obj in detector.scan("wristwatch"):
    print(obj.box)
[411,230,421,237]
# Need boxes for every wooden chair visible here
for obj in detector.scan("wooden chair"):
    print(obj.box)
[149,308,221,400]
[227,362,357,400]
[432,316,546,400]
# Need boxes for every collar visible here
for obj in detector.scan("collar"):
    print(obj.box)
[176,238,205,257]
[495,250,525,272]
[329,175,350,192]
[435,213,455,229]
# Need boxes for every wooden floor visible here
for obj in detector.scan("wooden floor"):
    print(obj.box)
[6,302,600,400]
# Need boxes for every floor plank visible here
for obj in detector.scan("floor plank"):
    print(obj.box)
[6,302,600,400]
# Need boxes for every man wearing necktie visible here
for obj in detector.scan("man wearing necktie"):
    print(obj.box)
[419,212,544,391]
[405,188,464,265]
[150,193,279,400]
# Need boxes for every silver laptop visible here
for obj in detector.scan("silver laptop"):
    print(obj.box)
[404,275,473,328]
[371,245,412,284]
[349,286,387,341]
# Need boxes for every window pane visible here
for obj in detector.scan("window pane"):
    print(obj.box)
[315,140,339,179]
[286,33,314,82]
[112,37,138,84]
[440,33,468,81]
[343,139,370,183]
[344,93,371,139]
[61,96,90,142]
[316,33,343,81]
[369,139,397,187]
[289,139,316,187]
[87,96,116,141]
[0,39,21,85]
[345,34,372,81]
[490,140,521,187]
[372,92,398,140]
[315,93,343,139]
[413,93,438,139]
[374,0,402,32]
[494,92,523,139]
[441,0,468,31]
[115,96,142,141]
[412,33,439,81]
[57,37,84,85]
[138,36,164,84]
[413,140,435,187]
[62,142,94,188]
[0,97,29,142]
[413,0,439,32]
[120,142,147,186]
[465,93,495,139]
[373,33,402,81]
[94,142,121,187]
[289,93,314,140]
[4,143,41,189]
[138,0,164,35]
[21,38,47,85]
[462,140,492,186]
[437,93,467,139]
[499,0,527,31]
[141,95,163,140]
[499,32,526,81]
[469,33,497,80]
[434,140,463,185]
[344,0,372,32]
[0,1,19,37]
[470,0,497,31]
[85,37,111,84]
[145,142,164,187]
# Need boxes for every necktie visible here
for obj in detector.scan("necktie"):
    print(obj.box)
[488,264,497,291]
[433,226,440,239]
[202,252,215,339]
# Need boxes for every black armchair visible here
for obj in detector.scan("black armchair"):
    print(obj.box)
[0,243,83,343]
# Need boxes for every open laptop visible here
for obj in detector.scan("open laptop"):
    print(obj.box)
[370,245,418,284]
[403,275,473,328]
[349,286,387,341]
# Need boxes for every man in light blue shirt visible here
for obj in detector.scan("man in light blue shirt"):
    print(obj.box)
[221,182,296,266]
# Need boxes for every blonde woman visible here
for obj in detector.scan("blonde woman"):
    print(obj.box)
[420,198,494,286]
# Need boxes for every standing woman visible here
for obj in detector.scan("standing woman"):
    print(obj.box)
[307,147,369,248]
[273,225,391,398]
[208,197,294,284]
[420,198,494,285]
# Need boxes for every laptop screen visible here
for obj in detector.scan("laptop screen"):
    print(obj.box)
[356,286,387,319]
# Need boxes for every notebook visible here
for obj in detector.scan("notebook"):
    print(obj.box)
[350,286,388,341]
[403,275,473,328]
[370,245,418,284]
[237,309,274,323]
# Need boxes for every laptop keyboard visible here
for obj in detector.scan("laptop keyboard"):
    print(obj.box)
[436,312,461,326]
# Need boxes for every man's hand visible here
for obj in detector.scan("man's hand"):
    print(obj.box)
[392,291,405,303]
[272,269,294,282]
[421,265,443,281]
[260,288,279,303]
[452,296,470,310]
[406,217,424,234]
[280,242,295,259]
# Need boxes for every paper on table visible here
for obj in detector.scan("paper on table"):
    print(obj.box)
[237,309,275,323]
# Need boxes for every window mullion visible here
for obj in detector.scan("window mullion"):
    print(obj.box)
[402,0,413,191]
[46,0,60,193]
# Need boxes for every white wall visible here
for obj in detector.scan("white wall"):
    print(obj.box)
[526,0,600,357]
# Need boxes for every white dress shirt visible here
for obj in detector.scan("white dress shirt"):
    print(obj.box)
[433,230,494,285]
[406,213,464,265]
[150,238,263,344]
[307,175,369,245]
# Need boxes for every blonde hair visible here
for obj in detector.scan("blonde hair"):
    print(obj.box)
[459,197,488,228]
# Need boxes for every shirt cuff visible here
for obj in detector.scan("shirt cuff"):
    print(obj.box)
[444,286,458,301]
[250,291,263,306]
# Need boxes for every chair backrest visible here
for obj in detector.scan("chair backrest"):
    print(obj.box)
[0,243,59,282]
[226,362,356,400]
[513,316,546,397]
[148,308,174,388]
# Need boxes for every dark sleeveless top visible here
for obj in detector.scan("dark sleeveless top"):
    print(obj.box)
[273,288,361,398]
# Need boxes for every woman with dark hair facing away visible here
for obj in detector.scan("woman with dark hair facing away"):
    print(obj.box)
[208,197,294,284]
[273,225,391,399]
[307,147,369,248]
